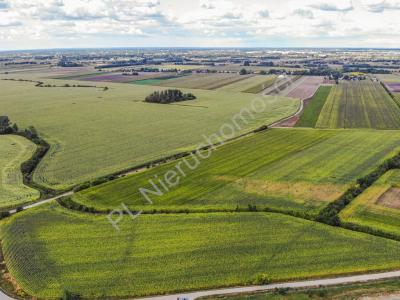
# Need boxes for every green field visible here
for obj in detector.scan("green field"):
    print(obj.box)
[0,78,298,190]
[295,86,332,128]
[72,129,400,216]
[340,170,400,238]
[315,80,400,129]
[395,93,400,106]
[152,73,255,90]
[2,203,400,298]
[0,135,39,209]
[217,75,277,93]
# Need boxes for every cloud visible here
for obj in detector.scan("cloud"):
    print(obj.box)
[0,20,21,27]
[293,8,314,18]
[1,0,400,49]
[310,3,354,12]
[201,2,215,9]
[0,0,9,9]
[368,1,400,12]
[258,9,270,18]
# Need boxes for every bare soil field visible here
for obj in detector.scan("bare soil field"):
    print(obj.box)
[377,187,400,209]
[386,83,400,93]
[287,76,324,100]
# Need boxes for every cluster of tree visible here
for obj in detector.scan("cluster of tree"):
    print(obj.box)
[239,68,250,75]
[0,116,18,134]
[343,75,366,80]
[145,89,196,104]
[343,67,391,74]
[57,61,83,67]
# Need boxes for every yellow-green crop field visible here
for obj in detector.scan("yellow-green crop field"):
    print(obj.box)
[315,80,400,129]
[2,203,400,299]
[72,128,400,216]
[0,77,299,190]
[217,75,277,93]
[147,73,255,90]
[340,170,400,238]
[0,135,39,209]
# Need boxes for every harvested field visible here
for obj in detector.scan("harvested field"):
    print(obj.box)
[378,74,400,83]
[217,75,276,93]
[287,76,324,100]
[2,203,400,299]
[154,73,254,90]
[377,187,400,209]
[316,80,400,129]
[264,76,302,96]
[386,83,400,93]
[79,72,171,83]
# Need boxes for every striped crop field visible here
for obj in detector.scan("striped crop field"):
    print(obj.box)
[0,135,39,209]
[0,77,298,190]
[315,80,400,129]
[72,128,400,216]
[340,170,400,239]
[152,73,255,90]
[2,203,400,299]
[295,86,332,128]
[217,75,277,93]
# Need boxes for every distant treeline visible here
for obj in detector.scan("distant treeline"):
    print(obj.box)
[145,89,196,104]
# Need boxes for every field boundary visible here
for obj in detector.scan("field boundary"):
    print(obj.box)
[317,151,400,232]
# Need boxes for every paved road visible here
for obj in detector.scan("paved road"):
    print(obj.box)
[8,191,73,215]
[0,291,15,300]
[134,270,400,300]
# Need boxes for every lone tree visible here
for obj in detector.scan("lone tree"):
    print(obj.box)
[0,116,15,134]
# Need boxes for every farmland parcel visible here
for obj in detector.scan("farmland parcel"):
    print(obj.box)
[72,128,400,216]
[315,80,400,129]
[340,169,400,239]
[0,135,39,209]
[0,78,299,190]
[2,203,400,299]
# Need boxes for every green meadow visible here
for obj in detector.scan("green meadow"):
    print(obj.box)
[0,135,39,208]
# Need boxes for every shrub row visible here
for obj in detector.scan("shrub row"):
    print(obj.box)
[14,127,57,198]
[317,152,400,226]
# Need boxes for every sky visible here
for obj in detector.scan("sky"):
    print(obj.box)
[0,0,400,50]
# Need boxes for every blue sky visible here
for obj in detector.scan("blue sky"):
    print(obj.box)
[0,0,400,50]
